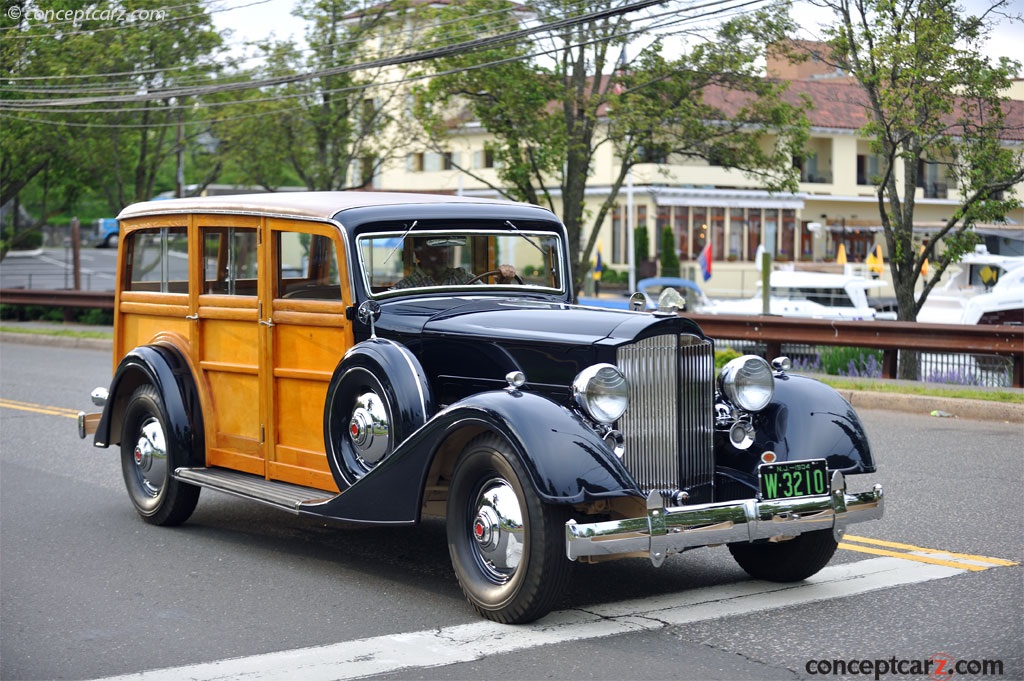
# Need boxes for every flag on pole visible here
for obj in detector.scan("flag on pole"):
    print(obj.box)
[697,242,712,281]
[593,243,603,281]
[920,245,929,277]
[836,242,847,265]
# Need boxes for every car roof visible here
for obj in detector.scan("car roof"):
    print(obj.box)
[117,191,525,221]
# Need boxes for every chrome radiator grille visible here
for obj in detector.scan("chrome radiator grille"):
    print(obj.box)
[616,334,715,497]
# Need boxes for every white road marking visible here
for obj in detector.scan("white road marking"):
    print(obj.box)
[91,557,965,681]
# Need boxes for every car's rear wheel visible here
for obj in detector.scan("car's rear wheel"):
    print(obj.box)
[728,529,838,582]
[447,433,572,624]
[120,385,199,526]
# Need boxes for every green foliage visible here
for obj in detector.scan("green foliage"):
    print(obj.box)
[3,0,226,220]
[413,0,806,299]
[819,346,883,377]
[0,304,112,325]
[635,224,650,262]
[820,0,1023,327]
[2,228,43,252]
[213,0,411,191]
[715,347,742,370]
[659,227,680,278]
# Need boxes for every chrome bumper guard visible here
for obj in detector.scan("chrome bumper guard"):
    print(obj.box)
[566,471,883,565]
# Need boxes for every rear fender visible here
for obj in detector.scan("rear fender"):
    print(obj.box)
[93,345,205,468]
[303,389,640,524]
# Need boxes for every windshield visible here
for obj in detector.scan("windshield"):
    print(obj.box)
[358,230,566,297]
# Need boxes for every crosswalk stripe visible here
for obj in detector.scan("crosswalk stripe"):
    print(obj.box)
[87,556,979,681]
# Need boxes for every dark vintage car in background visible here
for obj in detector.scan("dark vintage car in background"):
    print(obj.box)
[78,191,884,624]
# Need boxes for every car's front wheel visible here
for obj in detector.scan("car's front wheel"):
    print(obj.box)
[120,385,199,526]
[447,433,572,624]
[728,529,838,582]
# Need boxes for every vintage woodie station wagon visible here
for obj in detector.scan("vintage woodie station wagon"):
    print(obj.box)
[78,191,884,624]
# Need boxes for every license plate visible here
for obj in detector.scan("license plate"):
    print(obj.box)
[759,459,829,500]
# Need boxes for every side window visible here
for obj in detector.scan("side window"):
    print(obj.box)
[124,227,188,293]
[202,226,258,295]
[277,231,341,300]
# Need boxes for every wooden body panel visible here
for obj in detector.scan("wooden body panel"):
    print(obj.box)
[114,212,353,493]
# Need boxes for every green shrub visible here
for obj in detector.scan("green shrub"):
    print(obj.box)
[715,347,742,370]
[819,346,883,377]
[659,226,680,278]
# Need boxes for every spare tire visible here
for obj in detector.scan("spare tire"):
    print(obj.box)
[323,339,434,489]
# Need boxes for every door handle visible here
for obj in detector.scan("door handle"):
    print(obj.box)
[185,313,198,321]
[259,318,275,327]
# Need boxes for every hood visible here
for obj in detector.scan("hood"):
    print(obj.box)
[374,296,707,401]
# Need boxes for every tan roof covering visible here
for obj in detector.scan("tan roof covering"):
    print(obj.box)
[117,191,520,221]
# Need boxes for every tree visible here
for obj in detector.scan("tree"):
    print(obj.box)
[1,0,225,252]
[412,0,810,297]
[659,225,680,278]
[214,0,412,191]
[818,0,1023,325]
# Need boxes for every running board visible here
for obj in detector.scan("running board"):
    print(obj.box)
[174,467,335,513]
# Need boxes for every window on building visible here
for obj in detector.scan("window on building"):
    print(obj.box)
[691,206,707,258]
[729,208,744,260]
[747,210,761,262]
[674,206,690,260]
[710,207,725,262]
[408,152,425,172]
[857,154,881,185]
[779,209,796,261]
[473,148,495,169]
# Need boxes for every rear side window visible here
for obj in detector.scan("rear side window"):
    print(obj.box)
[202,226,258,296]
[124,227,188,293]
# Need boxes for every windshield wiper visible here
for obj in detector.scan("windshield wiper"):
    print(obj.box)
[383,220,417,265]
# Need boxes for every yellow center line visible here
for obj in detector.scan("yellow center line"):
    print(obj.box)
[844,534,1019,567]
[0,398,81,419]
[838,542,991,571]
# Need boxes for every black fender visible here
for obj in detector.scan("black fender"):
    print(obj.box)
[304,389,640,524]
[93,345,205,469]
[717,374,876,487]
[323,338,435,490]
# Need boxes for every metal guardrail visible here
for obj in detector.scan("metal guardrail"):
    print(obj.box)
[0,289,115,310]
[1,289,1021,387]
[687,313,1023,388]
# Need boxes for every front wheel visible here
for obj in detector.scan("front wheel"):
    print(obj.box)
[120,385,199,526]
[728,529,838,582]
[447,434,572,624]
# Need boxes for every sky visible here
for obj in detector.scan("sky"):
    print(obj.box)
[208,0,1024,66]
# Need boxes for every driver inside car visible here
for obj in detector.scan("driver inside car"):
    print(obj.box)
[391,237,516,289]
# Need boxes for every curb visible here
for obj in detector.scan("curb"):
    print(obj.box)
[840,389,1023,424]
[3,330,1020,424]
[0,331,113,352]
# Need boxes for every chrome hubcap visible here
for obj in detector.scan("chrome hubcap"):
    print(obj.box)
[348,391,390,466]
[470,479,524,582]
[133,417,167,497]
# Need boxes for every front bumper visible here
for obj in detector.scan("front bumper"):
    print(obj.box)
[566,471,883,566]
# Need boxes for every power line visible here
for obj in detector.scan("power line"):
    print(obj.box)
[0,0,678,108]
[0,0,773,125]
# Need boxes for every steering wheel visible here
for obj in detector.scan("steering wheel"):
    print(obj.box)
[465,269,524,285]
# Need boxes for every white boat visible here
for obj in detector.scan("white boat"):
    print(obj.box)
[697,270,895,321]
[917,245,1024,324]
[959,263,1024,325]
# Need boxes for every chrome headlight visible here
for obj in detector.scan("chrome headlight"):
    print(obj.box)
[719,355,774,412]
[572,363,629,424]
